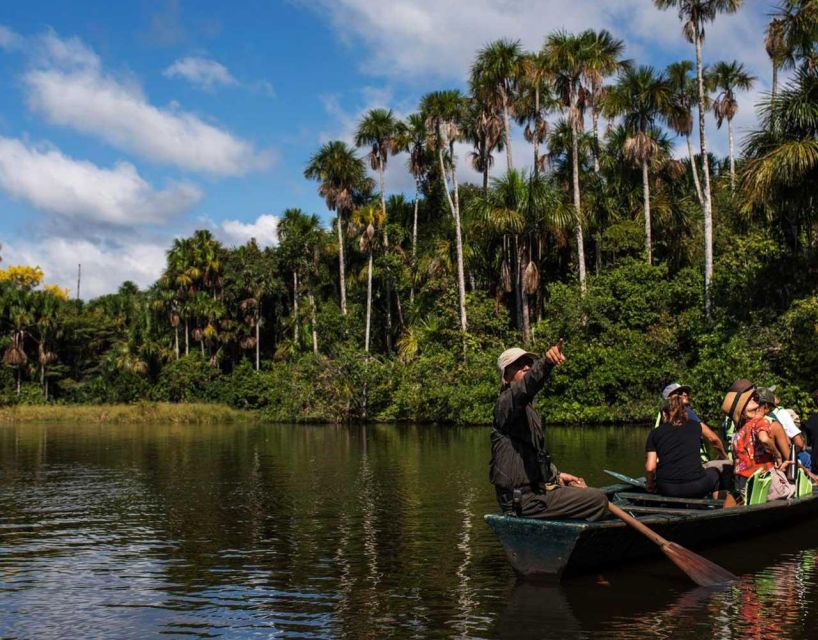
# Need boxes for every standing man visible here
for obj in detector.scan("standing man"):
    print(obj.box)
[489,341,609,521]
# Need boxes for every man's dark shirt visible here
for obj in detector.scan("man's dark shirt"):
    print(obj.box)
[803,413,818,472]
[489,358,558,491]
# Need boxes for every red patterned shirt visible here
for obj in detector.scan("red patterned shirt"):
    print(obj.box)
[732,416,775,478]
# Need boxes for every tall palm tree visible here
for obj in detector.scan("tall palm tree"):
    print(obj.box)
[666,60,705,205]
[465,96,504,193]
[544,30,593,292]
[654,0,744,318]
[583,30,630,174]
[397,113,431,303]
[606,66,672,264]
[351,203,385,353]
[707,60,756,191]
[470,39,522,172]
[278,208,323,355]
[516,52,555,177]
[419,89,469,336]
[304,141,372,316]
[766,16,793,101]
[354,108,403,354]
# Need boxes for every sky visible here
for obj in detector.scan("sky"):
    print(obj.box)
[0,0,779,298]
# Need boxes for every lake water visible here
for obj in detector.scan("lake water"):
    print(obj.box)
[1,422,817,639]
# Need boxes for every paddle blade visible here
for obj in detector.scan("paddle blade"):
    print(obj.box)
[662,542,737,587]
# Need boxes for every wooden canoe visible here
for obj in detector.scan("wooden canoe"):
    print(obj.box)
[484,483,818,580]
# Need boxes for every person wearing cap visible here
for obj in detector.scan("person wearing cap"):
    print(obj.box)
[645,394,726,498]
[756,386,809,472]
[489,342,608,521]
[655,383,728,463]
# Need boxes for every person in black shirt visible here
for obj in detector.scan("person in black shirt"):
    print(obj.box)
[645,395,726,498]
[803,390,818,474]
[490,342,608,521]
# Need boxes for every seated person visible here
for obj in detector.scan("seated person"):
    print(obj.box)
[645,395,728,498]
[724,388,785,501]
[657,382,719,464]
[490,343,609,521]
[755,387,801,468]
[764,387,812,470]
[803,390,818,474]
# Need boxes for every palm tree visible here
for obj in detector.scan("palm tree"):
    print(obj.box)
[355,108,403,353]
[654,0,744,318]
[742,67,818,251]
[766,16,793,101]
[419,89,469,336]
[707,61,756,191]
[666,60,705,205]
[516,52,556,177]
[468,169,566,344]
[544,30,593,292]
[583,30,629,174]
[351,203,385,353]
[606,66,672,264]
[465,95,504,193]
[278,208,323,355]
[304,141,372,316]
[470,39,522,171]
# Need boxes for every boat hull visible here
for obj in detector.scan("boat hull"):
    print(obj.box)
[484,485,818,579]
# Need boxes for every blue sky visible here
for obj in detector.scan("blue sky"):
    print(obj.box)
[0,0,776,297]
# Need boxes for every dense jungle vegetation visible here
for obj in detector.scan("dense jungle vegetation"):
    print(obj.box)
[2,0,818,424]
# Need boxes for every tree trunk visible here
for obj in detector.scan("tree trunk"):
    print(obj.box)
[41,363,45,399]
[686,134,704,206]
[255,313,260,371]
[174,325,179,359]
[378,165,393,355]
[503,94,513,171]
[513,235,523,331]
[728,117,736,193]
[410,179,420,303]
[451,154,468,338]
[592,108,601,174]
[293,271,299,344]
[17,367,21,396]
[771,63,778,102]
[533,86,541,177]
[695,29,714,319]
[595,232,602,275]
[336,216,347,315]
[185,318,189,355]
[642,157,652,265]
[437,144,468,335]
[519,241,531,345]
[570,100,587,293]
[309,292,318,355]
[365,251,373,353]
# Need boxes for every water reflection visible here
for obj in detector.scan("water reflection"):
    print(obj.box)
[0,422,817,638]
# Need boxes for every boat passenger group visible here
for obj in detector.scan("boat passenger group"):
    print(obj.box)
[490,341,818,522]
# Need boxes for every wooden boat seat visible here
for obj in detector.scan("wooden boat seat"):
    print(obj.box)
[622,505,708,516]
[615,492,722,509]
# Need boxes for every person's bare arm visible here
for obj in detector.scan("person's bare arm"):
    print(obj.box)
[770,421,792,461]
[701,423,728,459]
[645,452,657,493]
[793,433,806,451]
[757,429,784,467]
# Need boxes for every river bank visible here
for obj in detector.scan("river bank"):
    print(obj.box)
[0,402,258,424]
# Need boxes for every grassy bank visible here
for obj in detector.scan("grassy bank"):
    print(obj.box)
[0,402,258,424]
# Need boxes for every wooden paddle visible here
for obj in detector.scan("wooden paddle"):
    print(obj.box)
[607,502,737,587]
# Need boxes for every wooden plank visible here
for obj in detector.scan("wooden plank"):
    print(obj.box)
[621,505,708,516]
[616,492,723,508]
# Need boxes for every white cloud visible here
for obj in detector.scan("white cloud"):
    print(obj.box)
[23,31,272,176]
[0,136,201,226]
[163,56,237,90]
[219,214,279,247]
[2,236,168,299]
[0,24,23,50]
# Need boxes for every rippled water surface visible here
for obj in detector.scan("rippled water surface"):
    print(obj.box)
[1,422,818,639]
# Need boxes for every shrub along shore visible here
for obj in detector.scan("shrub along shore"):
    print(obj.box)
[0,402,257,424]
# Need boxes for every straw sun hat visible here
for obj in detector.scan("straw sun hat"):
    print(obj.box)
[721,378,755,425]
